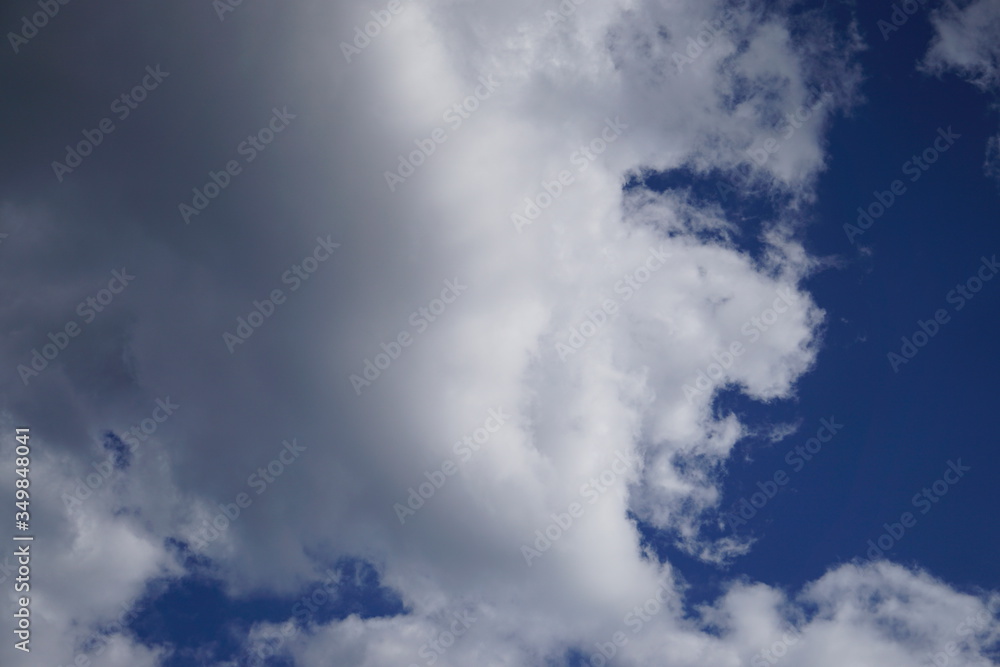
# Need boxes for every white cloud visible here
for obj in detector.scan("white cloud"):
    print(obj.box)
[923,0,1000,183]
[0,0,996,666]
[0,416,182,666]
[923,0,1000,91]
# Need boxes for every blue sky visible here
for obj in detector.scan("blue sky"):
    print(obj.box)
[2,0,1000,666]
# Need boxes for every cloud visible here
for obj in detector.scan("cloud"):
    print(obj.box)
[0,414,182,666]
[922,0,1000,183]
[923,0,1000,91]
[0,0,996,665]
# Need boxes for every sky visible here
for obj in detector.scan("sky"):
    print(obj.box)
[1,0,999,666]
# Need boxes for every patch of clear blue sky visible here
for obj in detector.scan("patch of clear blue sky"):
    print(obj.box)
[125,552,406,667]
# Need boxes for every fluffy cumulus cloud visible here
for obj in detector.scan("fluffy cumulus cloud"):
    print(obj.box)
[922,0,1000,182]
[923,0,1000,90]
[0,0,998,665]
[0,417,181,665]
